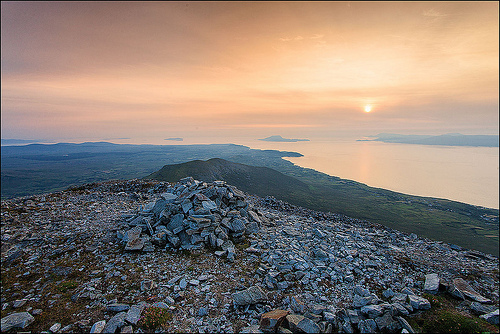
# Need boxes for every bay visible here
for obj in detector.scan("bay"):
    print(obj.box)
[239,138,499,210]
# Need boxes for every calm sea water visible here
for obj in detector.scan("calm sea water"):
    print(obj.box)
[239,138,499,209]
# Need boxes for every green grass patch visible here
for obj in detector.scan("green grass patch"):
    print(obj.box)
[137,306,173,331]
[407,294,498,334]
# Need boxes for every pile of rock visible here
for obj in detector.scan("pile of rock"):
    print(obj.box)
[117,177,264,261]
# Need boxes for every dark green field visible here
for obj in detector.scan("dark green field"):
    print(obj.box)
[2,142,498,256]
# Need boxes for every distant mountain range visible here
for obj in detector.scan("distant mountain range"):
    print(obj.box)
[1,139,43,145]
[359,133,499,147]
[259,135,310,142]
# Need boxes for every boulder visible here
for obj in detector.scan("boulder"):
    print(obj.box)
[407,295,431,310]
[101,312,127,333]
[424,273,439,294]
[260,309,289,332]
[125,302,148,325]
[1,312,35,332]
[232,286,268,306]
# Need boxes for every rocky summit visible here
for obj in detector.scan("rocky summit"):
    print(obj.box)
[1,178,499,333]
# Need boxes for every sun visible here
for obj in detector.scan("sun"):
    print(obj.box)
[364,105,372,113]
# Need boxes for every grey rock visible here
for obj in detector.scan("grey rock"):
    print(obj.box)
[151,302,169,309]
[391,302,409,316]
[451,278,492,303]
[168,235,181,248]
[286,314,320,334]
[240,325,264,333]
[396,316,415,333]
[360,304,384,318]
[60,324,73,332]
[375,312,402,332]
[229,218,246,234]
[125,302,147,325]
[401,287,415,295]
[358,319,377,334]
[179,278,188,290]
[232,286,268,306]
[167,214,184,232]
[354,286,370,297]
[353,294,373,308]
[424,273,440,294]
[290,295,307,314]
[382,288,395,299]
[470,302,497,315]
[90,320,106,333]
[140,279,156,291]
[49,322,62,333]
[1,312,35,332]
[407,295,431,310]
[12,299,27,308]
[124,237,144,251]
[102,311,127,334]
[202,200,217,211]
[246,221,260,234]
[198,307,208,317]
[480,309,499,325]
[107,303,130,312]
[121,325,133,333]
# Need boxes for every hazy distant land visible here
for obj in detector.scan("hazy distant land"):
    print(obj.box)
[359,133,499,147]
[165,137,183,141]
[1,139,42,146]
[259,135,310,142]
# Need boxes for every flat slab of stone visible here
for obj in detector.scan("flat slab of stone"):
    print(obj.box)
[1,312,35,332]
[452,278,492,303]
[424,273,439,294]
[232,286,268,306]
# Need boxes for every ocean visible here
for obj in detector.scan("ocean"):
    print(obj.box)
[241,138,499,209]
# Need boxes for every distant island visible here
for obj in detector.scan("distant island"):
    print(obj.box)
[259,135,310,142]
[359,133,499,147]
[165,137,183,141]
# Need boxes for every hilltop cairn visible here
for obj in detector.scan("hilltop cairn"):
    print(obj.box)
[117,177,263,261]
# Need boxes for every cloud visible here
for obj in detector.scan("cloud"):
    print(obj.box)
[422,8,449,18]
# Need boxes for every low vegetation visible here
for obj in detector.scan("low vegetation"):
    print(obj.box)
[407,294,498,333]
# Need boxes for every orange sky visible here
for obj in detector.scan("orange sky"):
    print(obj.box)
[1,2,498,142]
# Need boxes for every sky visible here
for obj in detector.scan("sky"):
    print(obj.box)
[1,1,499,143]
